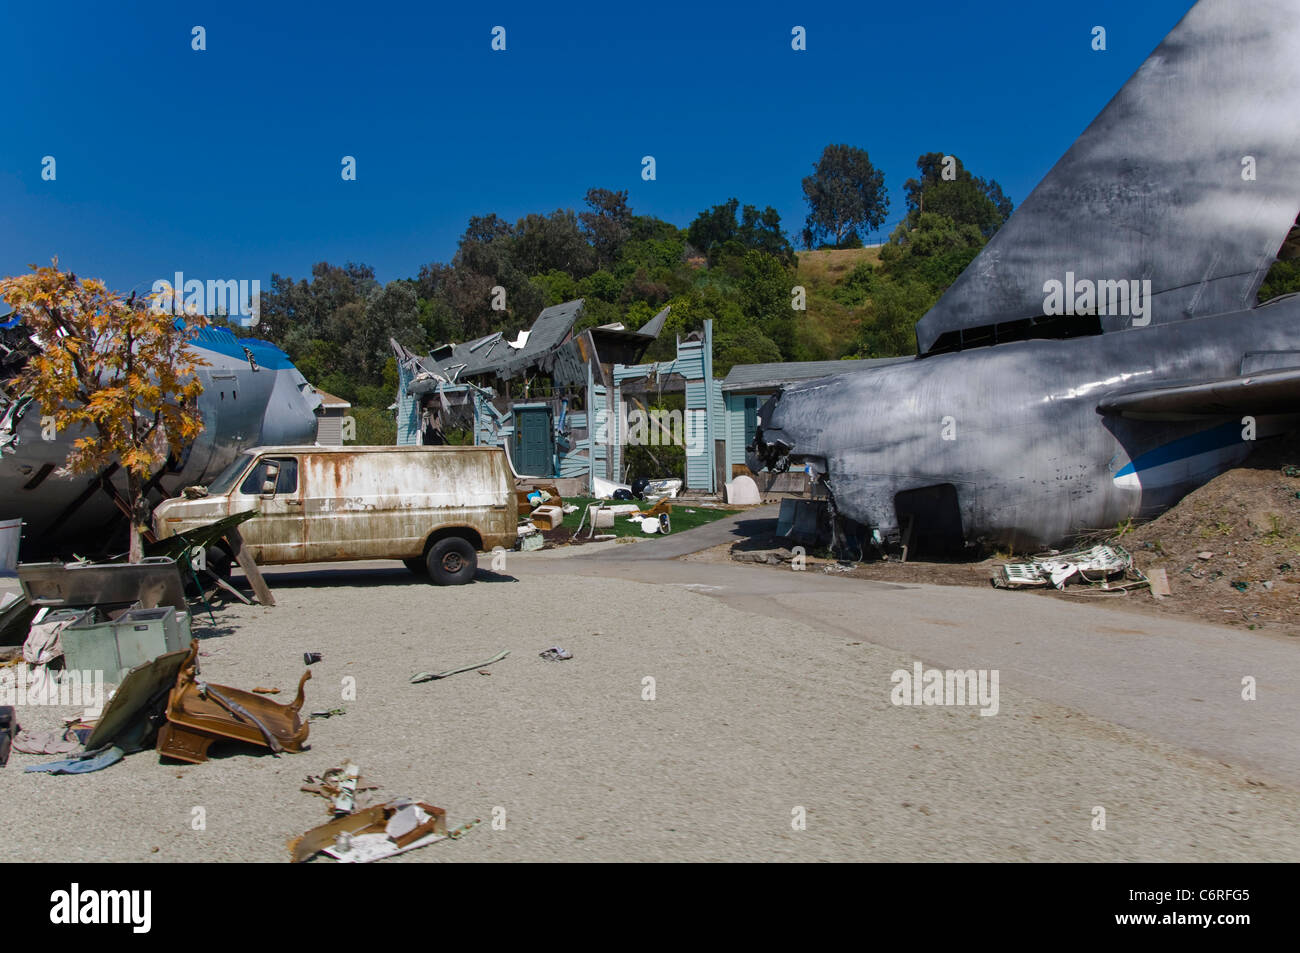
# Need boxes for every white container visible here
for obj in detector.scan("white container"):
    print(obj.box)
[0,519,21,573]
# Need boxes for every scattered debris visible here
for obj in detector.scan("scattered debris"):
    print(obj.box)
[62,604,190,686]
[0,705,16,767]
[592,476,632,500]
[303,652,323,666]
[289,799,450,864]
[156,641,311,763]
[1147,567,1172,598]
[411,650,509,684]
[83,649,189,753]
[309,707,347,720]
[18,557,189,613]
[448,817,483,839]
[724,475,761,506]
[12,728,79,756]
[992,545,1145,591]
[301,761,378,816]
[530,505,565,530]
[23,744,124,775]
[539,646,573,661]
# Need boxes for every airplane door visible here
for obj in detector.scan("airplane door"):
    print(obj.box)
[232,455,305,563]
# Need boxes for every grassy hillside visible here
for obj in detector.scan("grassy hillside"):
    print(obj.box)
[794,247,883,360]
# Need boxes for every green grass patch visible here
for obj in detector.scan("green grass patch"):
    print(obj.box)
[558,497,739,538]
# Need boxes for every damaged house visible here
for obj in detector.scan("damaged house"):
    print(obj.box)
[391,299,724,494]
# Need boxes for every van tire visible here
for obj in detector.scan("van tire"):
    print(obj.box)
[426,537,477,586]
[205,546,233,580]
[402,557,427,577]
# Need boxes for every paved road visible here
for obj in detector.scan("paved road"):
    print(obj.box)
[243,509,1299,789]
[528,508,1300,788]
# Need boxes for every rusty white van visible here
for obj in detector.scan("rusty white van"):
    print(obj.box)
[152,445,517,585]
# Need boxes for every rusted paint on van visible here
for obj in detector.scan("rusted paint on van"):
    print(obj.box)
[153,445,516,566]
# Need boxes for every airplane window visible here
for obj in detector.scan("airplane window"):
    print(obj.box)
[239,457,299,495]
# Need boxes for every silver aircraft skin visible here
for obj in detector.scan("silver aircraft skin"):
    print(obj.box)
[0,326,321,552]
[752,0,1300,552]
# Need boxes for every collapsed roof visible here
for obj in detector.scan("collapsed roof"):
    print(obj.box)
[395,298,669,397]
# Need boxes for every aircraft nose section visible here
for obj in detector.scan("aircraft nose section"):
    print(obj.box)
[259,369,322,446]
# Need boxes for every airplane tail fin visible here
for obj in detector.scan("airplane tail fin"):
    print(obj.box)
[915,0,1300,355]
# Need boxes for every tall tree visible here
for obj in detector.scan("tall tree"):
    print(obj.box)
[688,199,794,265]
[801,144,889,249]
[903,152,1013,235]
[510,209,594,277]
[580,188,632,268]
[0,262,208,561]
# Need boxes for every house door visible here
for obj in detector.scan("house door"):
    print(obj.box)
[514,407,554,477]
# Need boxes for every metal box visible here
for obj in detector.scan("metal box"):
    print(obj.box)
[61,606,191,684]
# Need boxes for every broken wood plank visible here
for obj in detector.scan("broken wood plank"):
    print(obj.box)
[1147,567,1172,598]
[225,526,275,607]
[207,572,254,606]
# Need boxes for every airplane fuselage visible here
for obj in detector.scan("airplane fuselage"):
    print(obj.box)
[0,329,320,554]
[754,297,1300,551]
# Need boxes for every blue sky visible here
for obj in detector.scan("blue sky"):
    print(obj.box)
[0,0,1195,296]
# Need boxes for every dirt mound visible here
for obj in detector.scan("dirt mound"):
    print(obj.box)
[1119,432,1300,633]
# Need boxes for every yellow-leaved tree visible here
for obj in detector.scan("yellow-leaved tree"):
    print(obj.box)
[0,261,208,561]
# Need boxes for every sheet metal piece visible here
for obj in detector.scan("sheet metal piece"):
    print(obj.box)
[18,557,187,611]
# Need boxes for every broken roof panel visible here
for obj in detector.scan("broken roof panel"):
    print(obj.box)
[420,299,587,382]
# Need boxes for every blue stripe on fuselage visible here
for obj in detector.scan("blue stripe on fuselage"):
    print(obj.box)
[189,326,294,370]
[1115,421,1242,477]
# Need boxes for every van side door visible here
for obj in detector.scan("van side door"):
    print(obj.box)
[231,455,305,563]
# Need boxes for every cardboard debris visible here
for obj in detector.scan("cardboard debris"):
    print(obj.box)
[289,799,449,864]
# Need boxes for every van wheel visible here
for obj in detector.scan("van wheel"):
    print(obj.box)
[205,546,233,579]
[426,537,477,586]
[402,557,427,577]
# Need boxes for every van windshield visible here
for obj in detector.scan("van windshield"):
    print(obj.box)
[204,452,255,496]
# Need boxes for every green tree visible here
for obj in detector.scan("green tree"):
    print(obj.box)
[801,144,889,249]
[580,188,632,268]
[688,199,794,265]
[0,263,209,562]
[510,209,594,277]
[360,281,424,381]
[714,325,782,376]
[903,152,1013,236]
[851,277,933,358]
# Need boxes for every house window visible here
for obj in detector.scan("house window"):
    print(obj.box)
[743,396,760,450]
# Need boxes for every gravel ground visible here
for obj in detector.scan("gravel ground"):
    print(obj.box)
[2,564,1298,863]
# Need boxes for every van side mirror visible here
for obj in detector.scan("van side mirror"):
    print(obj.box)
[260,462,280,498]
